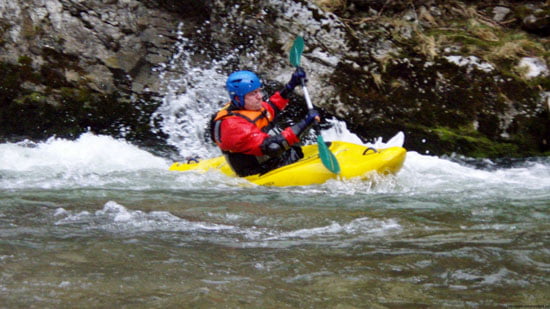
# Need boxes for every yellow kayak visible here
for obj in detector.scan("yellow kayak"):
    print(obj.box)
[169,141,406,187]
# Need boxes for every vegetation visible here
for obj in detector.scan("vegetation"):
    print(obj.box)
[315,0,549,158]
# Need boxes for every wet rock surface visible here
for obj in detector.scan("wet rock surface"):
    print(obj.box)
[1,0,549,157]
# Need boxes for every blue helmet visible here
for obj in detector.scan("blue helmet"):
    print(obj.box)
[226,71,262,108]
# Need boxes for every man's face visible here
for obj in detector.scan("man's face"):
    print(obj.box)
[243,89,263,110]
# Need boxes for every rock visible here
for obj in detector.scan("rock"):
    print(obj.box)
[523,13,550,35]
[518,3,550,36]
[0,0,549,157]
[0,0,187,148]
[517,57,549,79]
[492,6,511,23]
[85,64,115,93]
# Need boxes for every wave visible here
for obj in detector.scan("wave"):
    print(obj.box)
[52,200,401,248]
[0,133,169,173]
[0,130,549,195]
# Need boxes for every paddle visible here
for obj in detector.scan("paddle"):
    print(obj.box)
[289,36,340,174]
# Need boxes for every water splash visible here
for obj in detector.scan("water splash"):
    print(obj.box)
[55,201,236,233]
[0,133,169,190]
[152,23,254,159]
[52,201,401,248]
[0,133,168,173]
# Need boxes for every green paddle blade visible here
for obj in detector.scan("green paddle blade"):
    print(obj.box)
[289,36,304,67]
[317,135,340,174]
[289,36,340,174]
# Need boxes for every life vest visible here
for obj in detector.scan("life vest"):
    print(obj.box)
[207,103,275,176]
[211,103,274,146]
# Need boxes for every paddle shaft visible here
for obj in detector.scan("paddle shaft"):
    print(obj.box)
[290,36,340,174]
[301,81,321,133]
[301,82,314,110]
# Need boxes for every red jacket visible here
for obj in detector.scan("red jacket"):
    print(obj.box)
[213,92,300,156]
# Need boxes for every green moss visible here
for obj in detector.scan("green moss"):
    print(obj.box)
[15,92,47,104]
[534,75,550,90]
[18,56,33,66]
[433,126,520,157]
[59,87,92,104]
[426,23,500,52]
[427,22,547,91]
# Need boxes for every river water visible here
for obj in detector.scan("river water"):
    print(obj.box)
[2,23,549,308]
[1,131,549,308]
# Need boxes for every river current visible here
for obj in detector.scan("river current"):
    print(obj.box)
[2,24,549,307]
[1,132,548,308]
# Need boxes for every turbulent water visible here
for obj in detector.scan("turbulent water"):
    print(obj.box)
[1,23,549,308]
[1,131,549,308]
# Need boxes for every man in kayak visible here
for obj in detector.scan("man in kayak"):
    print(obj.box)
[210,68,319,177]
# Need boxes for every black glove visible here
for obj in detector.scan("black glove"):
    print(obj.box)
[291,110,319,138]
[260,135,290,157]
[304,109,319,124]
[285,67,307,92]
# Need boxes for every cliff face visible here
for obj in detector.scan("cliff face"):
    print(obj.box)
[329,0,550,157]
[1,0,176,146]
[1,0,549,157]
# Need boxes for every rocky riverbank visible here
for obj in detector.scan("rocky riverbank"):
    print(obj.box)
[1,0,549,157]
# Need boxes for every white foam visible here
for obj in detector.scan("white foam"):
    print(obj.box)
[322,118,405,148]
[52,201,402,247]
[270,217,400,240]
[55,201,236,233]
[398,151,550,194]
[0,133,168,173]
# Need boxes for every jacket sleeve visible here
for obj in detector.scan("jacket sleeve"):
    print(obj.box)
[264,91,289,118]
[219,116,300,156]
[267,92,301,145]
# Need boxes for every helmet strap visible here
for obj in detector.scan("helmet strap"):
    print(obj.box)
[232,95,245,109]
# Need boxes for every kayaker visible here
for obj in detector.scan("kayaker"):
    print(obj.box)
[210,68,319,177]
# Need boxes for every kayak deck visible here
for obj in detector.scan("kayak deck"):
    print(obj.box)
[169,141,406,186]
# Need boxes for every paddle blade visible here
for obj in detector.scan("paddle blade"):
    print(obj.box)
[289,36,305,67]
[317,135,340,174]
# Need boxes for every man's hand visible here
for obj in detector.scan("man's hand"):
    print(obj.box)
[286,67,307,91]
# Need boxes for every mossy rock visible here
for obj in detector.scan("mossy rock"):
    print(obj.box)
[0,58,170,154]
[432,126,520,157]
